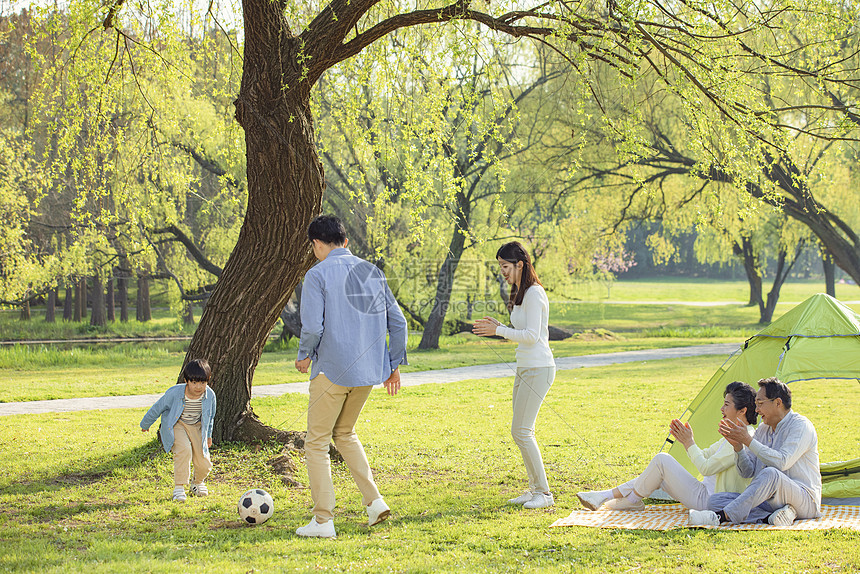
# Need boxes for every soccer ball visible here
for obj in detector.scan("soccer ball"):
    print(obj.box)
[237,489,274,525]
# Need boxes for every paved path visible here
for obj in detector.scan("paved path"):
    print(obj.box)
[0,343,739,417]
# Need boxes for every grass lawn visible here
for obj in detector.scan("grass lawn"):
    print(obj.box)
[0,356,858,572]
[571,277,860,303]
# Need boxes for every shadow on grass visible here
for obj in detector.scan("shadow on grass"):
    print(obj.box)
[22,500,135,524]
[0,440,163,496]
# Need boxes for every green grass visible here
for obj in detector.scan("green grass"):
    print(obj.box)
[0,356,858,573]
[571,277,859,303]
[0,309,195,341]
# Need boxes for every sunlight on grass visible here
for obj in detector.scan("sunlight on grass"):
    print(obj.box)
[0,356,857,572]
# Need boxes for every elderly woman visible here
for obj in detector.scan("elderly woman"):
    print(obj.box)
[577,381,757,511]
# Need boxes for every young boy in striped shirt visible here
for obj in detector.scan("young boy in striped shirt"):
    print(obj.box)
[141,359,217,501]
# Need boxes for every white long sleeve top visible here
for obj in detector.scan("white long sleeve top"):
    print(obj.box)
[495,284,555,368]
[686,426,755,495]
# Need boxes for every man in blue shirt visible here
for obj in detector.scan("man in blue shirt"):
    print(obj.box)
[294,215,408,538]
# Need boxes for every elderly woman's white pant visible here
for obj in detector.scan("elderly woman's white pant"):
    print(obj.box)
[617,452,711,510]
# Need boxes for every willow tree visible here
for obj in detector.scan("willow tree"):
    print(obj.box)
[563,3,860,294]
[14,2,246,323]
[37,0,844,442]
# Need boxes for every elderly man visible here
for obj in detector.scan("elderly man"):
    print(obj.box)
[688,377,821,527]
[294,215,408,539]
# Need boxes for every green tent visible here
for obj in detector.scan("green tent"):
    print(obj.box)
[663,293,860,504]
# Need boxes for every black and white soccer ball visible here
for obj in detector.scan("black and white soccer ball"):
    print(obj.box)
[237,489,274,525]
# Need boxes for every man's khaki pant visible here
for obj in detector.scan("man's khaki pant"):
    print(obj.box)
[305,374,380,522]
[172,419,212,486]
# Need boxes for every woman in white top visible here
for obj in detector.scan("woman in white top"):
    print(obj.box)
[473,241,556,509]
[576,381,758,511]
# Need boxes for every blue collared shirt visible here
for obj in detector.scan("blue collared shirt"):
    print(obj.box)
[297,248,408,387]
[736,410,822,510]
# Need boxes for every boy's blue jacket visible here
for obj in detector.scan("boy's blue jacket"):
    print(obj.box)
[140,384,216,454]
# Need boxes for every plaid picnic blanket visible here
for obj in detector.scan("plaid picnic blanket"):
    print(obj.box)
[550,504,860,531]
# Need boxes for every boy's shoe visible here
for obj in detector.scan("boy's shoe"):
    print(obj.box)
[508,491,536,505]
[603,497,645,511]
[190,482,209,497]
[172,486,187,502]
[524,492,555,509]
[768,505,797,526]
[688,509,720,526]
[367,498,390,526]
[296,517,336,538]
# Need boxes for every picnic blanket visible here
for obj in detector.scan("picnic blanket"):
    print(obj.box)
[550,504,860,531]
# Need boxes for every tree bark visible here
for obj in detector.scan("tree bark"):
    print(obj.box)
[20,300,30,321]
[136,276,151,322]
[760,242,804,324]
[823,250,836,297]
[418,191,470,350]
[118,273,129,322]
[280,281,302,341]
[45,289,57,323]
[73,279,83,322]
[90,274,106,327]
[181,0,323,443]
[183,302,195,326]
[63,284,73,321]
[733,237,762,308]
[80,277,88,320]
[106,274,115,322]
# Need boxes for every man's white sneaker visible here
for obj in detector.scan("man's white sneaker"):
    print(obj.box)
[523,492,554,509]
[603,497,645,511]
[190,482,209,497]
[296,517,336,538]
[576,491,609,511]
[508,491,535,505]
[366,498,390,526]
[768,505,797,526]
[688,509,720,526]
[172,486,187,502]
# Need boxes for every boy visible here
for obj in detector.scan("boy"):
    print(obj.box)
[141,359,217,501]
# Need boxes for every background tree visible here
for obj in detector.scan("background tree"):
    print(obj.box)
[17,0,860,444]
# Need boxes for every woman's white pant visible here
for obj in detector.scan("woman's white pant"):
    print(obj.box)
[511,366,555,494]
[616,452,711,510]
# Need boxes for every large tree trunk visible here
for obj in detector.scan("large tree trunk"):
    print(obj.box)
[183,302,195,326]
[63,284,73,321]
[760,242,804,324]
[73,278,83,322]
[45,289,57,323]
[90,274,106,327]
[20,301,30,321]
[823,250,836,297]
[418,191,470,350]
[136,276,151,322]
[106,274,115,322]
[80,277,88,320]
[734,237,762,308]
[117,272,129,322]
[182,0,323,444]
